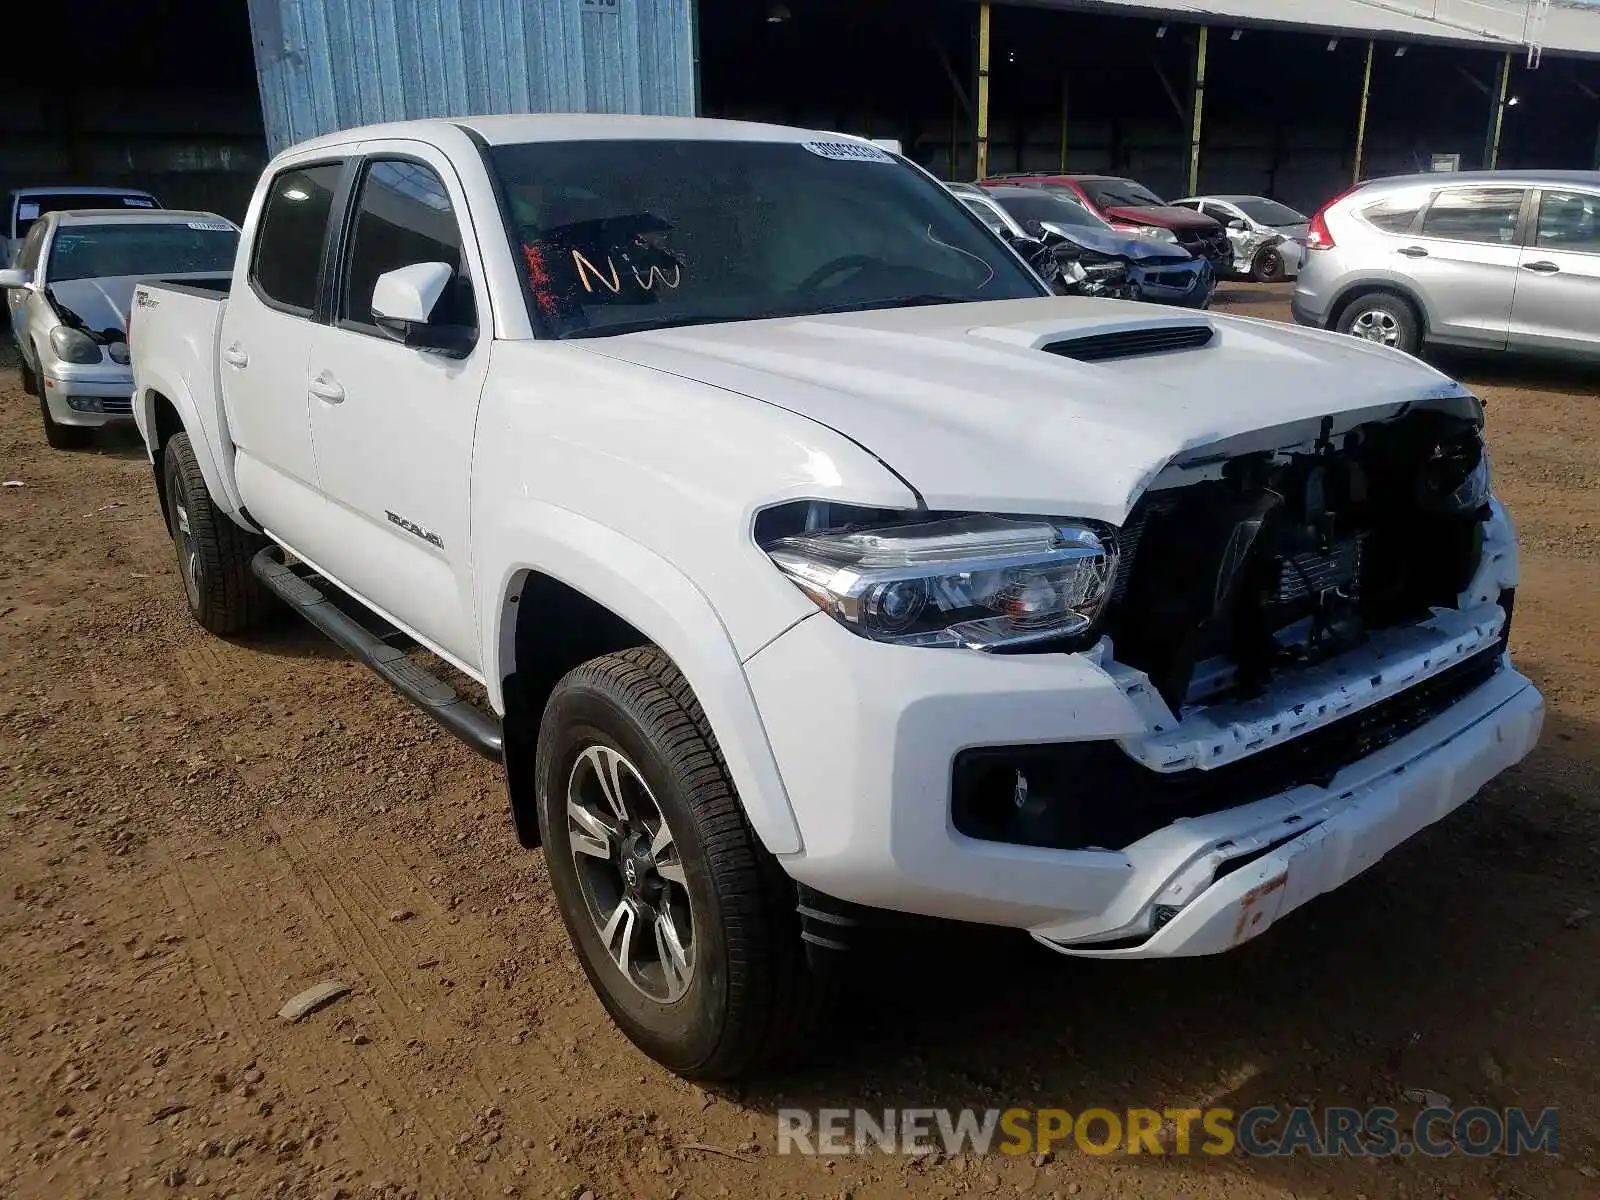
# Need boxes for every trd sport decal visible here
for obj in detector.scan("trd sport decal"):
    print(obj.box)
[385,511,444,549]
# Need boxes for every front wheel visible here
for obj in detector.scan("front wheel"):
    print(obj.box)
[39,395,90,450]
[18,351,40,397]
[536,646,823,1080]
[1251,245,1286,283]
[161,432,272,635]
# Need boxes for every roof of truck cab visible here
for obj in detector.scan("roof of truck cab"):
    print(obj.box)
[279,114,866,156]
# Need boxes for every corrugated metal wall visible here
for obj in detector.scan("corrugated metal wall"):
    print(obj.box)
[246,0,697,154]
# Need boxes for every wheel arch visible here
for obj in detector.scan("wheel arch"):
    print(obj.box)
[136,377,246,529]
[483,507,804,859]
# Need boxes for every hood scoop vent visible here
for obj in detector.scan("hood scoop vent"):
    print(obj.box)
[1042,323,1214,363]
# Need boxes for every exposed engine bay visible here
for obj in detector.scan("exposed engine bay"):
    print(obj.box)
[1106,407,1492,712]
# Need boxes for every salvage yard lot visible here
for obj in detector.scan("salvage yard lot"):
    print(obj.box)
[1,286,1596,1200]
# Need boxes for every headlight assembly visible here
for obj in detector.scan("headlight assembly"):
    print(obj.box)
[1135,226,1181,245]
[49,326,103,365]
[762,512,1118,650]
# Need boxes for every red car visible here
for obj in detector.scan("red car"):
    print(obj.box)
[982,173,1232,272]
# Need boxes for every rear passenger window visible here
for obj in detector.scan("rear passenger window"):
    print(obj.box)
[1535,190,1600,254]
[1419,188,1525,245]
[250,163,343,314]
[339,159,474,333]
[1361,198,1423,233]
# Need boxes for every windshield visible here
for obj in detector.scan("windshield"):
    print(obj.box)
[46,221,237,282]
[1079,179,1166,209]
[994,192,1109,231]
[1232,198,1307,227]
[14,191,157,240]
[488,139,1045,338]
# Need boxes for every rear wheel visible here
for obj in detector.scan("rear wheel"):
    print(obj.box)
[536,646,823,1080]
[161,432,272,635]
[1338,292,1421,356]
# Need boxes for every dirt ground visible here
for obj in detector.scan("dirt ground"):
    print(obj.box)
[1,286,1596,1200]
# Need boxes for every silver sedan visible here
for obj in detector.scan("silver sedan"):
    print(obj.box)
[1172,194,1309,282]
[2,208,237,447]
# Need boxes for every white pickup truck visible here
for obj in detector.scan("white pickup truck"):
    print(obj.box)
[130,115,1543,1080]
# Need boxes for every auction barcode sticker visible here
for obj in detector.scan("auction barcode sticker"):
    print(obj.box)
[800,139,893,164]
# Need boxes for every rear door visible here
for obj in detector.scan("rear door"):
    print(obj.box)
[218,158,348,553]
[1508,186,1600,360]
[1393,186,1528,350]
[302,146,492,672]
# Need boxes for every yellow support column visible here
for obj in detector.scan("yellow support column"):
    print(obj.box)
[1353,39,1375,184]
[1487,51,1512,168]
[1188,26,1208,196]
[977,2,992,180]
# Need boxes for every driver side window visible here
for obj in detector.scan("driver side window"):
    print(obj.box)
[338,158,475,335]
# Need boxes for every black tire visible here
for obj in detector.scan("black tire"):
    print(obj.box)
[1251,245,1286,283]
[536,646,823,1080]
[1337,292,1422,356]
[18,351,40,397]
[161,431,272,636]
[39,395,91,450]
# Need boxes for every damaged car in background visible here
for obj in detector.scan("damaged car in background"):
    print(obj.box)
[947,182,1133,299]
[948,182,1212,307]
[2,207,238,448]
[1173,194,1309,282]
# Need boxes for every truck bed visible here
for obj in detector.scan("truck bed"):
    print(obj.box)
[129,278,243,516]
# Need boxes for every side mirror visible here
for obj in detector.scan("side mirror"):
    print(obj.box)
[370,262,473,356]
[1226,218,1248,231]
[0,267,35,290]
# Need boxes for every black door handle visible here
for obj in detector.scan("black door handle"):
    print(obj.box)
[1523,260,1561,274]
[1396,246,1429,258]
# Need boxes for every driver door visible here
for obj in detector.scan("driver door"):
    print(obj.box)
[301,145,492,673]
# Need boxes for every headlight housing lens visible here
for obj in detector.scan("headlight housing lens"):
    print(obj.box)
[765,513,1118,650]
[106,340,131,365]
[1136,226,1181,245]
[50,326,103,365]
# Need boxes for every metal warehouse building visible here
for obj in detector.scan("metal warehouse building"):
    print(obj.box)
[7,1,1600,225]
[242,0,1600,210]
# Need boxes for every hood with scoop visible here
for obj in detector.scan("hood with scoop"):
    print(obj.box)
[577,297,1478,526]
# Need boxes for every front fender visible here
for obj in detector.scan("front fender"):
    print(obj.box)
[479,503,805,857]
[136,369,246,521]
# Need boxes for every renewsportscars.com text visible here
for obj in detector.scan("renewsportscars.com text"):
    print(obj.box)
[776,1106,1559,1159]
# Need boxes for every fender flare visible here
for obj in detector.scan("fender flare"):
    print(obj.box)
[480,503,805,857]
[136,370,246,521]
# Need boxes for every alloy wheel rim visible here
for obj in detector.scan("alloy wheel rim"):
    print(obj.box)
[1350,309,1401,346]
[566,743,695,1003]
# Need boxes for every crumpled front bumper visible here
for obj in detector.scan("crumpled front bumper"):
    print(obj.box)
[1035,660,1542,957]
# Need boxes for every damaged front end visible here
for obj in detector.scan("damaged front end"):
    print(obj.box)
[952,401,1514,855]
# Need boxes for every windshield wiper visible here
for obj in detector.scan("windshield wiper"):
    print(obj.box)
[562,294,973,338]
[803,293,973,316]
[562,312,750,339]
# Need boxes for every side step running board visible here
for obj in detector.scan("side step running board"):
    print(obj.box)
[251,547,504,762]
